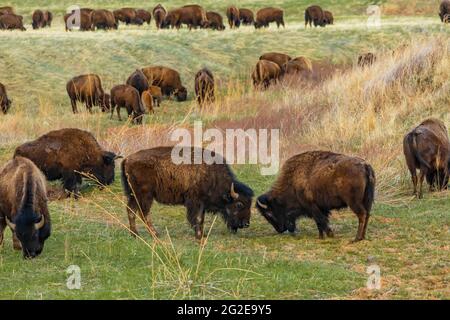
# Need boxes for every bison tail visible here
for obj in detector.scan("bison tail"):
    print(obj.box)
[121,159,133,202]
[363,164,376,214]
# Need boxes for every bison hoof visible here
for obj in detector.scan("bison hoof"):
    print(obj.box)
[326,230,335,238]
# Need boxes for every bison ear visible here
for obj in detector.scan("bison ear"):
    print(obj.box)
[103,152,121,165]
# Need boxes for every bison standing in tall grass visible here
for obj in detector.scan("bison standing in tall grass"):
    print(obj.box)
[110,84,146,124]
[281,56,313,77]
[136,9,151,25]
[254,7,285,29]
[0,82,12,114]
[403,119,450,198]
[0,13,26,31]
[260,52,292,68]
[32,10,53,29]
[66,74,110,113]
[163,5,208,30]
[206,11,225,30]
[324,10,334,25]
[256,151,375,242]
[305,5,326,27]
[113,8,137,25]
[92,9,117,30]
[153,4,166,29]
[226,6,240,29]
[64,10,93,31]
[141,66,187,101]
[239,8,254,25]
[121,147,254,239]
[195,68,215,106]
[439,0,450,22]
[252,59,281,88]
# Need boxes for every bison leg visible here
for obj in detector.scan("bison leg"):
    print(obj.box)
[349,203,369,242]
[186,201,205,240]
[116,106,122,121]
[126,197,139,237]
[417,169,426,199]
[62,172,80,198]
[128,192,158,238]
[70,99,78,114]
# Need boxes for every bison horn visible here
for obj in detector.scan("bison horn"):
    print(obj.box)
[114,155,124,160]
[35,215,45,230]
[5,217,16,231]
[230,183,239,199]
[257,199,268,209]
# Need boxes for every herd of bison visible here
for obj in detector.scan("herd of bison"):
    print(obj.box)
[0,2,450,259]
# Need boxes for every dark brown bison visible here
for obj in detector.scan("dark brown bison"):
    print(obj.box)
[259,52,292,68]
[403,118,450,198]
[281,56,313,76]
[110,84,146,124]
[254,7,285,29]
[252,59,281,88]
[32,10,53,29]
[239,8,254,25]
[0,6,14,16]
[136,9,151,25]
[0,157,51,259]
[324,10,334,25]
[149,85,163,107]
[226,6,240,29]
[358,52,377,67]
[141,89,154,114]
[163,5,208,30]
[439,0,450,22]
[305,5,326,27]
[64,10,93,31]
[153,4,167,29]
[141,66,187,101]
[0,82,12,114]
[256,151,375,242]
[195,68,215,106]
[206,11,225,30]
[126,69,149,95]
[0,13,26,31]
[15,128,120,197]
[67,74,110,113]
[92,9,118,30]
[113,8,136,25]
[121,147,254,239]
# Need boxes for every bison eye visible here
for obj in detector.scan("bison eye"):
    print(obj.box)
[236,202,244,209]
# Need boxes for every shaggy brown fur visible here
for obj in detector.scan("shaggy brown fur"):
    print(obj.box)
[92,9,117,30]
[149,85,163,107]
[358,52,377,67]
[0,13,26,31]
[110,84,146,124]
[0,82,12,114]
[163,5,208,30]
[15,128,119,197]
[136,9,151,24]
[0,6,14,15]
[32,10,53,29]
[324,10,334,25]
[252,59,281,88]
[126,69,149,95]
[141,89,154,114]
[195,68,215,106]
[239,8,254,25]
[113,8,136,25]
[0,157,51,259]
[153,4,166,29]
[64,11,93,31]
[281,56,313,76]
[440,0,450,22]
[121,147,254,239]
[254,7,285,29]
[259,52,292,68]
[305,5,326,27]
[403,118,450,198]
[141,66,187,101]
[226,6,240,29]
[256,151,375,242]
[66,74,109,113]
[206,11,225,30]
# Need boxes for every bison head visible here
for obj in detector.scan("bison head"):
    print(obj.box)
[222,182,254,232]
[1,98,11,114]
[100,94,111,112]
[91,151,121,187]
[256,194,296,234]
[254,21,262,29]
[174,86,187,101]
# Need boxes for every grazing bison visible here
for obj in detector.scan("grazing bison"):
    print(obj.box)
[324,10,334,25]
[305,5,326,27]
[358,52,377,67]
[0,14,26,31]
[64,10,93,31]
[439,0,450,22]
[92,9,117,30]
[0,157,51,259]
[149,85,163,107]
[126,69,149,95]
[66,74,109,113]
[239,8,254,25]
[256,151,375,242]
[195,68,215,106]
[252,59,281,88]
[281,56,313,76]
[121,147,254,239]
[15,128,120,197]
[403,118,450,198]
[254,7,285,29]
[0,82,12,114]
[260,52,292,68]
[113,8,136,25]
[226,6,240,29]
[153,4,167,29]
[206,11,225,30]
[110,84,146,124]
[163,5,208,30]
[141,66,187,101]
[141,89,154,114]
[136,9,151,25]
[32,10,53,29]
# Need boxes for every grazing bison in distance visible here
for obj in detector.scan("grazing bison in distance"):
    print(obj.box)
[239,8,254,25]
[358,52,377,67]
[136,9,151,25]
[32,10,53,29]
[195,68,215,106]
[141,66,187,101]
[255,7,285,29]
[260,52,292,68]
[257,151,375,242]
[126,69,149,95]
[15,128,120,197]
[252,59,281,88]
[149,85,162,107]
[305,5,326,27]
[66,74,110,113]
[0,157,51,259]
[113,8,136,25]
[324,10,334,25]
[0,14,26,31]
[121,147,254,239]
[439,0,450,22]
[206,11,225,30]
[0,82,12,114]
[281,56,313,77]
[163,5,208,30]
[153,4,167,29]
[110,84,146,124]
[64,10,93,31]
[226,6,240,29]
[403,118,450,198]
[92,9,117,30]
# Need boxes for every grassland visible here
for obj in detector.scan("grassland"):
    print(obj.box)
[0,0,449,299]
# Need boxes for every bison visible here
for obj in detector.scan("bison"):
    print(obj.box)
[163,5,208,30]
[126,69,149,95]
[0,157,51,259]
[141,66,187,101]
[403,118,450,198]
[15,128,120,197]
[256,151,375,242]
[64,10,93,31]
[324,10,334,25]
[0,13,26,31]
[0,82,12,114]
[110,84,146,124]
[281,56,313,77]
[195,68,215,106]
[254,7,285,29]
[252,59,281,88]
[141,89,154,114]
[206,11,225,30]
[259,52,292,68]
[226,6,240,29]
[153,4,167,29]
[136,9,151,25]
[66,74,109,113]
[239,8,254,25]
[149,85,163,107]
[439,0,450,22]
[113,8,136,25]
[92,9,117,30]
[358,52,377,68]
[32,10,53,29]
[121,146,254,239]
[305,5,326,27]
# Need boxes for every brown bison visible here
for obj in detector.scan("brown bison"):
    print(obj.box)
[136,9,151,25]
[126,69,149,95]
[305,5,326,27]
[259,52,292,68]
[239,8,254,25]
[153,4,167,29]
[149,85,163,107]
[0,13,26,31]
[32,10,53,29]
[254,7,285,29]
[163,5,208,30]
[252,59,281,88]
[358,52,377,67]
[92,9,118,30]
[66,74,110,113]
[226,6,240,29]
[141,66,187,101]
[113,8,136,25]
[257,151,375,242]
[324,10,334,25]
[141,89,154,114]
[439,0,450,22]
[0,157,51,259]
[64,10,93,31]
[403,118,450,198]
[281,56,313,76]
[121,147,254,239]
[0,6,14,16]
[15,128,120,197]
[195,68,215,106]
[0,82,12,114]
[110,84,146,124]
[206,11,225,30]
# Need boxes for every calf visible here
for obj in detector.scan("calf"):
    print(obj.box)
[110,84,146,124]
